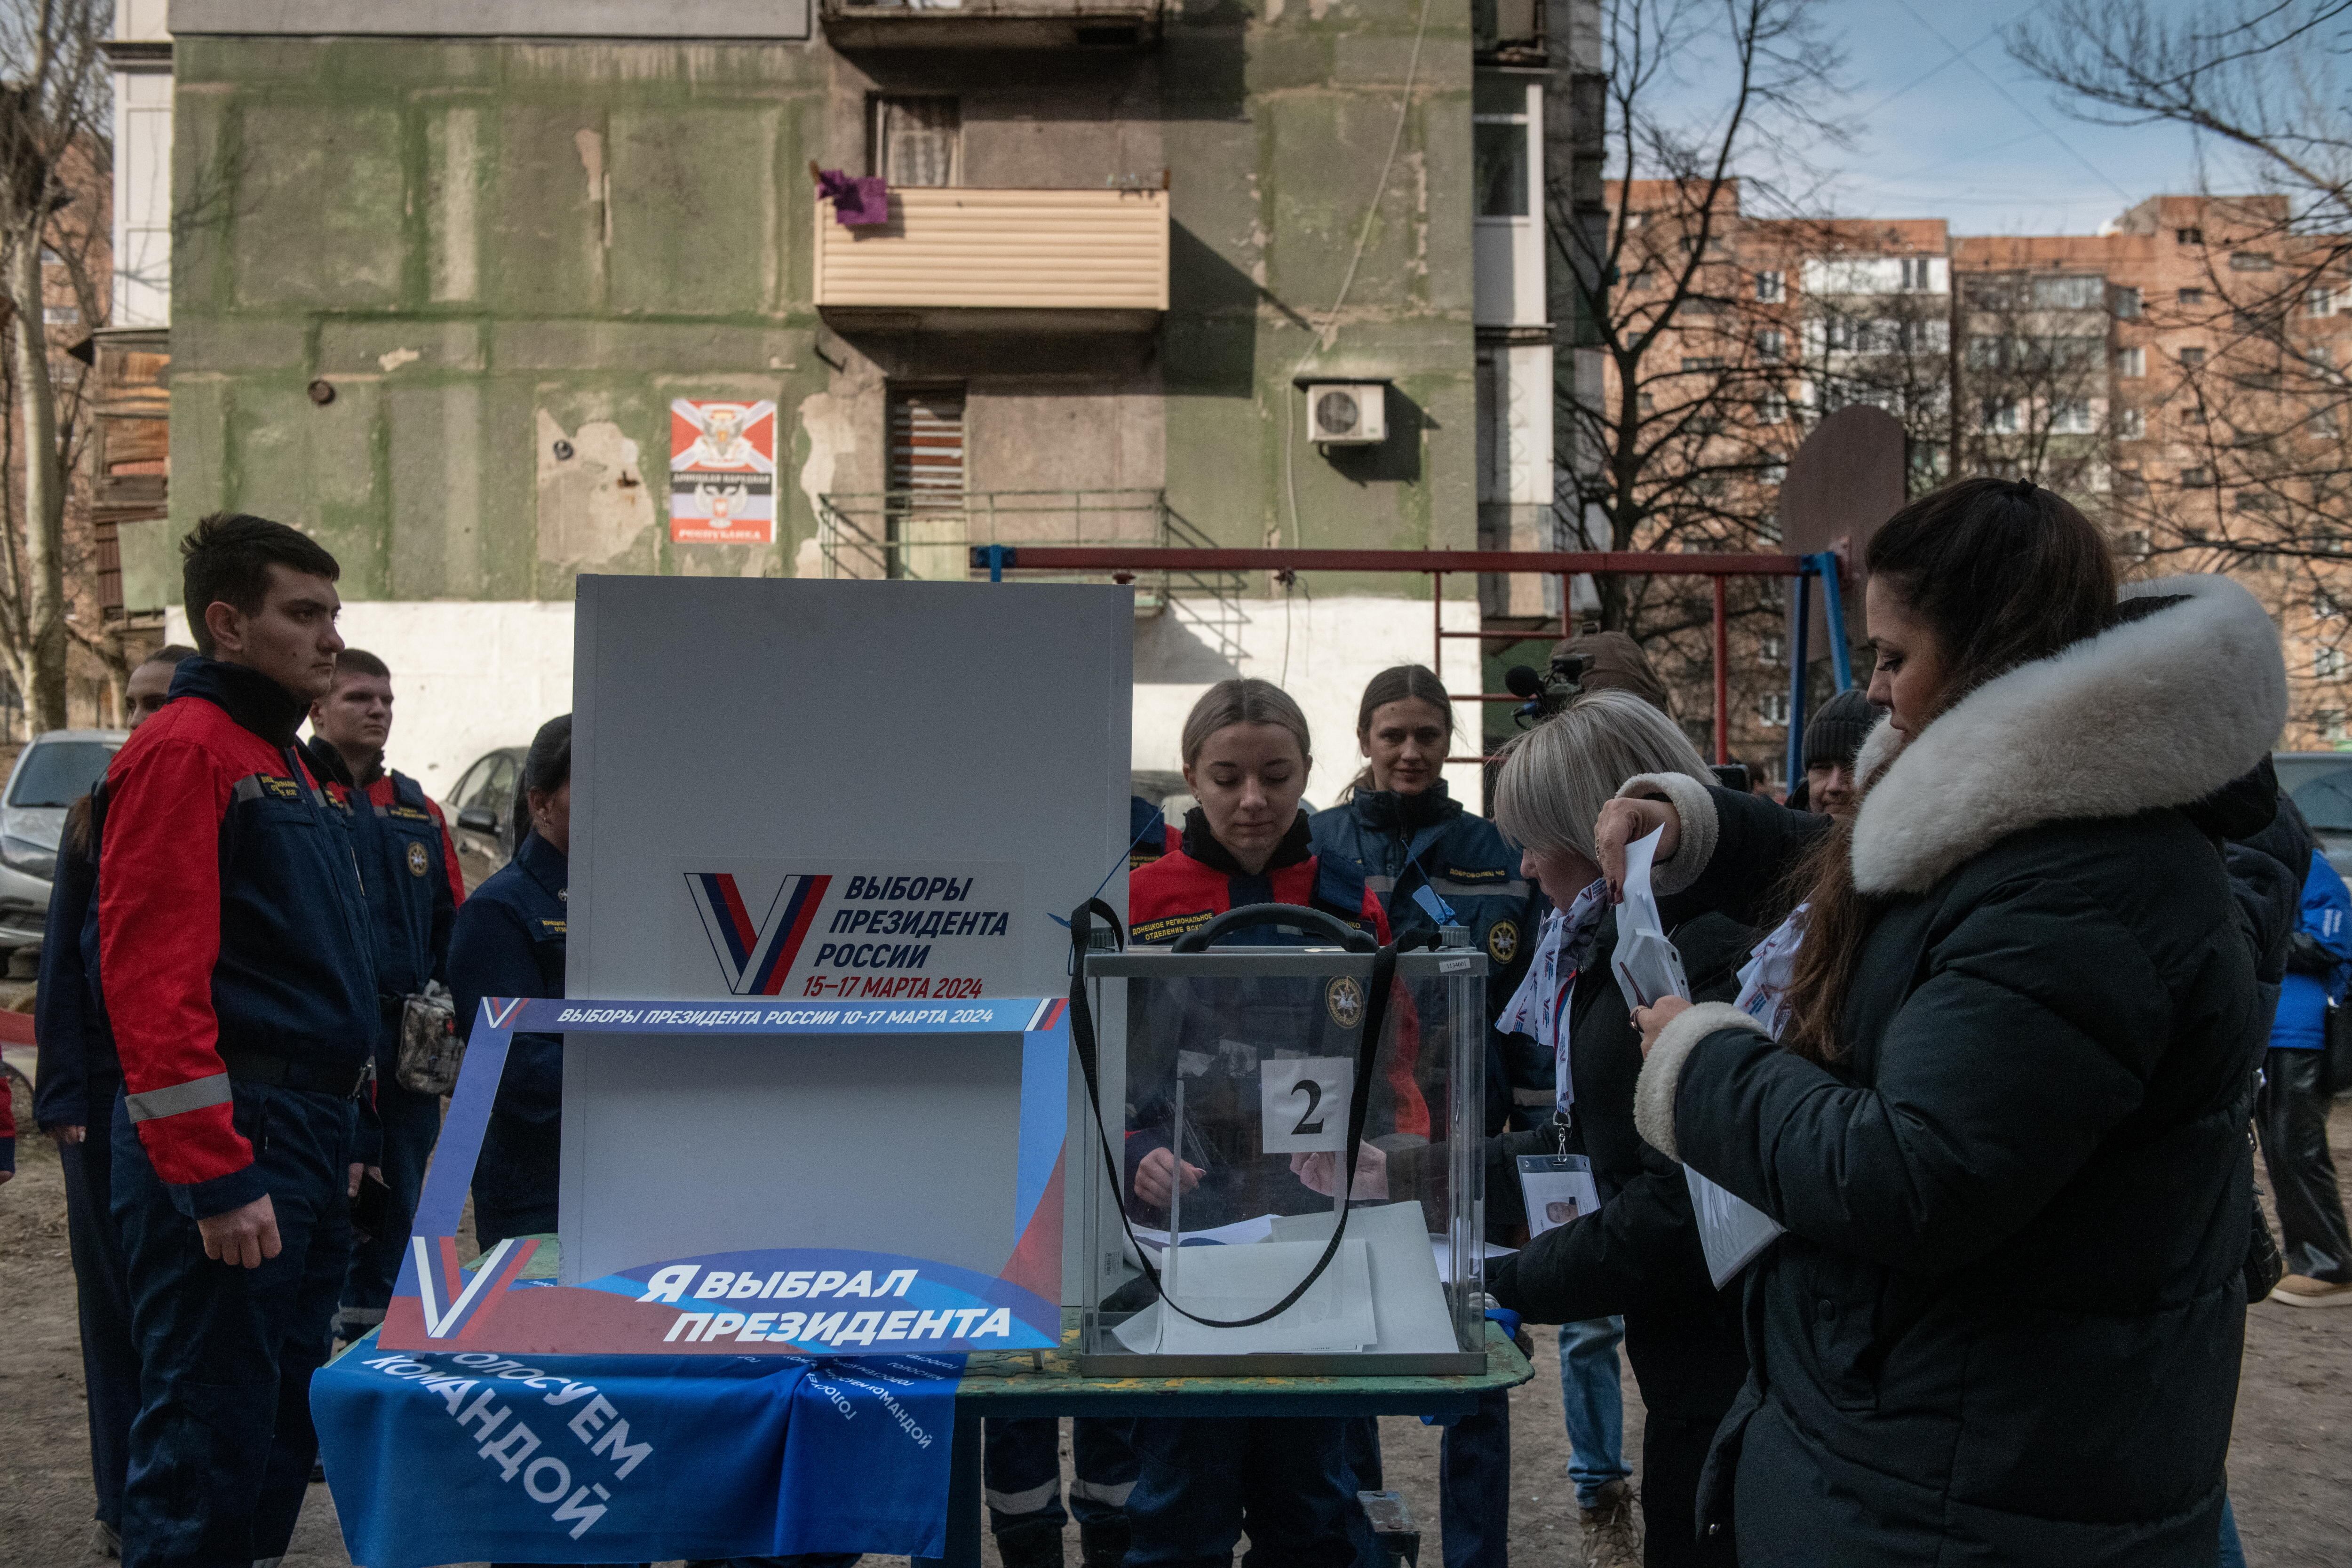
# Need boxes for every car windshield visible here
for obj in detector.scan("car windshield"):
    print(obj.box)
[9,740,118,808]
[2287,763,2352,834]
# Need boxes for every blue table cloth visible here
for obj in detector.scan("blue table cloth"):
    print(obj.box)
[314,1329,964,1565]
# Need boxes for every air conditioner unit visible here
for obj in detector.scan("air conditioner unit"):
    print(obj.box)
[1307,382,1387,446]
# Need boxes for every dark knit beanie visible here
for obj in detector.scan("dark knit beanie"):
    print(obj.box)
[1803,687,1879,771]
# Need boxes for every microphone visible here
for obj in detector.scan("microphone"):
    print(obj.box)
[1504,665,1544,700]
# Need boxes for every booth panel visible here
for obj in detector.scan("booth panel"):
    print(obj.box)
[563,1032,1025,1284]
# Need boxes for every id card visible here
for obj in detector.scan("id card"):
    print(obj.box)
[1517,1153,1599,1238]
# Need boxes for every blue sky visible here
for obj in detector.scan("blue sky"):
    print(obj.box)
[1803,0,2223,234]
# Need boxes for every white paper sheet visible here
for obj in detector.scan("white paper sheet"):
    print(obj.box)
[1687,1168,1783,1288]
[1112,1238,1375,1355]
[1616,825,1785,1286]
[1270,1202,1465,1354]
[1611,827,1689,1013]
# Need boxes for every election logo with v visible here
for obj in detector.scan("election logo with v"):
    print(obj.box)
[688,872,832,995]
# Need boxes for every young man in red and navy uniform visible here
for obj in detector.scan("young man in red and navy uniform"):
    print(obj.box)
[101,513,379,1568]
[302,648,465,1342]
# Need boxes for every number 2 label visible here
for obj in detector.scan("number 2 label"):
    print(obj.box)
[1260,1057,1354,1153]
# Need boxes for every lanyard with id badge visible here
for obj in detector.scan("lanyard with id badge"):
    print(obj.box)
[1517,1151,1599,1238]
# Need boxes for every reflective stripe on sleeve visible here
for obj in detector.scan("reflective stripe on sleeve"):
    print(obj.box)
[983,1479,1062,1516]
[124,1073,233,1122]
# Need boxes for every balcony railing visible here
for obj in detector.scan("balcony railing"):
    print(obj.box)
[813,186,1168,332]
[815,487,1243,659]
[819,0,1162,48]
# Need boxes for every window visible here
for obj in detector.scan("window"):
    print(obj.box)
[2110,285,2142,318]
[2230,251,2275,272]
[2049,398,2096,434]
[2115,346,2145,377]
[2181,465,2215,487]
[1965,276,2018,310]
[2120,529,2152,559]
[42,305,76,327]
[2116,406,2145,439]
[1966,335,2005,371]
[2311,287,2340,318]
[1682,295,1725,315]
[1681,356,1725,372]
[1624,209,1649,230]
[2320,590,2347,620]
[1979,398,2020,434]
[2177,226,2204,245]
[2178,287,2206,306]
[1759,388,1788,424]
[1473,120,1530,218]
[2032,274,2103,310]
[871,96,960,187]
[7,740,117,808]
[1899,256,1936,291]
[2234,489,2278,513]
[1754,270,1784,302]
[1755,327,1785,361]
[2049,334,2104,367]
[1761,635,1785,663]
[1759,691,1791,726]
[38,245,59,266]
[1760,460,1787,486]
[2179,345,2207,367]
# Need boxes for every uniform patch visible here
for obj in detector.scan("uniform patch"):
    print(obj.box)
[1487,919,1519,966]
[1444,864,1509,883]
[406,840,429,878]
[1326,974,1366,1030]
[1131,910,1214,947]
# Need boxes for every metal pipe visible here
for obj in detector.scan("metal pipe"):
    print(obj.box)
[1712,576,1729,766]
[974,546,1807,576]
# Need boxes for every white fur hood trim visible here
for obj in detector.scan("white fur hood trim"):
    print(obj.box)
[1849,573,2286,896]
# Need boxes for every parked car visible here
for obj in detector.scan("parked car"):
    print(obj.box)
[443,745,528,891]
[2275,751,2352,876]
[0,729,128,951]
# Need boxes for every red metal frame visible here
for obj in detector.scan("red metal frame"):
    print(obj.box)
[977,545,1812,772]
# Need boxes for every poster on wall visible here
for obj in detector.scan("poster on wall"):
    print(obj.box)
[669,398,777,544]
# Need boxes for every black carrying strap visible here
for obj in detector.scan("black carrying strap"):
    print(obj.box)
[1067,897,1397,1329]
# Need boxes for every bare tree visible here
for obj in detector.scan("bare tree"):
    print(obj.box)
[1555,0,1852,621]
[0,0,108,733]
[2012,3,2352,739]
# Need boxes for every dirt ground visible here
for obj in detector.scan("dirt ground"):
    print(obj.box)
[3,1093,2348,1568]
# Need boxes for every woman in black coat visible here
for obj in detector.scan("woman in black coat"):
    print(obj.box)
[1598,479,2283,1568]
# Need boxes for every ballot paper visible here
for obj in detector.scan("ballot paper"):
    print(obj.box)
[1686,1166,1783,1288]
[1610,828,1689,1012]
[1110,1202,1462,1357]
[1269,1202,1464,1355]
[1112,1238,1375,1355]
[1613,822,1785,1288]
[1128,1214,1279,1255]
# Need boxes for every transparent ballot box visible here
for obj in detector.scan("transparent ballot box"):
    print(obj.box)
[1077,918,1488,1376]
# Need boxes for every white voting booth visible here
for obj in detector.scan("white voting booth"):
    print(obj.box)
[387,573,1488,1373]
[559,576,1130,1301]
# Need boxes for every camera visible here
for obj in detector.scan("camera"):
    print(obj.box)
[1502,651,1595,728]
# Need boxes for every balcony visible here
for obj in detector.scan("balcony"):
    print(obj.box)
[816,488,1243,659]
[813,186,1168,333]
[819,0,1162,49]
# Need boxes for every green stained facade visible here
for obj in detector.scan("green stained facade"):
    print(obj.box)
[147,8,1483,609]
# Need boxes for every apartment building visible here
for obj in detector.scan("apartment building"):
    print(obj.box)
[1603,180,2352,763]
[123,0,1599,798]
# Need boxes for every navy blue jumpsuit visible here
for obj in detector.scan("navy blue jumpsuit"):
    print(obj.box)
[305,738,465,1336]
[447,830,568,1247]
[34,808,137,1542]
[1311,782,1546,1568]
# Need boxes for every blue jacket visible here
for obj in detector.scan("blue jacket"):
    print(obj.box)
[448,830,568,1237]
[2273,852,2352,1051]
[96,658,379,1217]
[304,740,465,1054]
[32,815,109,1131]
[1311,783,1548,1127]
